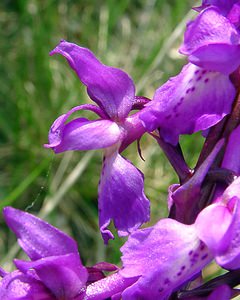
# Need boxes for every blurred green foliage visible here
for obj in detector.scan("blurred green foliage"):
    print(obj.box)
[0,0,204,268]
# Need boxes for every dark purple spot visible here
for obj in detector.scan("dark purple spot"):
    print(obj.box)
[201,254,208,260]
[202,70,207,75]
[197,76,202,81]
[194,70,200,74]
[179,97,184,103]
[193,253,199,258]
[188,79,193,83]
[186,88,191,94]
[164,278,170,285]
[181,266,186,270]
[204,78,209,83]
[177,272,182,276]
[200,243,205,251]
[159,287,164,293]
[175,113,179,117]
[176,102,181,107]
[191,87,195,92]
[166,114,171,120]
[188,250,193,256]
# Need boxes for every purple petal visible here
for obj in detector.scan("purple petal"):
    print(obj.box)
[0,270,54,300]
[195,203,233,254]
[46,118,122,154]
[98,152,150,243]
[222,124,240,175]
[86,273,138,300]
[227,2,240,27]
[196,1,239,16]
[215,198,240,269]
[120,219,212,299]
[221,177,240,203]
[140,63,235,145]
[44,104,107,148]
[196,178,240,269]
[180,7,240,74]
[50,40,135,121]
[3,207,79,260]
[207,285,232,300]
[44,105,122,153]
[15,254,87,300]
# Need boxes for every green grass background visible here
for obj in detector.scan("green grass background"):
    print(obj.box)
[0,0,207,270]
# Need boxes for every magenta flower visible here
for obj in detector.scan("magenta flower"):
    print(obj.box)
[0,207,137,300]
[140,5,239,145]
[45,40,150,243]
[118,177,240,299]
[0,207,88,299]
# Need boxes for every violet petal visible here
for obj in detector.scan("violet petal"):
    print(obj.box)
[44,104,122,153]
[196,178,240,269]
[86,272,138,300]
[15,254,87,300]
[195,203,233,255]
[98,152,150,244]
[216,198,240,269]
[50,40,135,121]
[120,219,211,299]
[3,207,79,260]
[207,285,232,300]
[180,7,240,74]
[0,270,53,300]
[227,2,240,28]
[45,116,122,153]
[140,63,235,145]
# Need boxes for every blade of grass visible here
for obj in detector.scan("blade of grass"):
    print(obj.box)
[39,151,94,218]
[0,157,50,209]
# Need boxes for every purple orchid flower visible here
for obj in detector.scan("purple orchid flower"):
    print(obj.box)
[0,207,88,299]
[0,207,138,300]
[180,6,240,74]
[118,176,240,299]
[195,0,240,16]
[44,40,150,243]
[140,4,238,145]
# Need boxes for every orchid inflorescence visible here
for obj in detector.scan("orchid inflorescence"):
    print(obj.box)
[2,1,240,299]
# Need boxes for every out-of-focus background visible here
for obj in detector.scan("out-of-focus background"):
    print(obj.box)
[0,0,207,270]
